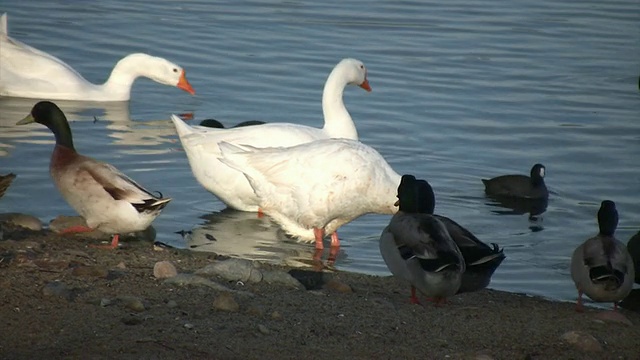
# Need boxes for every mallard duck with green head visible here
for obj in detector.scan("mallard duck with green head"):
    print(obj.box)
[17,101,171,248]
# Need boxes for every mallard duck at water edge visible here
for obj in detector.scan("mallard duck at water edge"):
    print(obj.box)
[379,175,465,305]
[570,200,634,312]
[412,177,505,294]
[16,101,171,248]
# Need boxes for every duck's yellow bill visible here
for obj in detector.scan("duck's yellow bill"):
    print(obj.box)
[16,114,35,125]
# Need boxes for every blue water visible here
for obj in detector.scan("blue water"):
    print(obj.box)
[1,0,639,305]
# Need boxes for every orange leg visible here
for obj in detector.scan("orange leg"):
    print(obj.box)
[90,234,120,250]
[257,208,264,218]
[60,225,94,234]
[613,302,619,312]
[410,286,421,305]
[313,228,324,250]
[575,290,584,313]
[330,232,340,248]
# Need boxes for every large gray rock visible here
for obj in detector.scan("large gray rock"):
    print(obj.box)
[0,213,43,231]
[195,258,263,283]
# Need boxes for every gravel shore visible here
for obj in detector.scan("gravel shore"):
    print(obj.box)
[0,221,638,360]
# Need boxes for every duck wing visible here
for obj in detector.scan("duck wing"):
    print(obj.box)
[81,161,169,212]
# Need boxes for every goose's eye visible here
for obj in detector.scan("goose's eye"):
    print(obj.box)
[173,68,179,73]
[360,65,364,69]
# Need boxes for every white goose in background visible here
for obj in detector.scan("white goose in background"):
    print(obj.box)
[0,13,195,101]
[171,58,371,212]
[217,138,401,256]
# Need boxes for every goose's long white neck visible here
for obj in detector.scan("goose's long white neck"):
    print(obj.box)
[321,67,358,140]
[99,54,155,101]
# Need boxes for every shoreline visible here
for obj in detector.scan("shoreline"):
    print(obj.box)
[0,221,639,359]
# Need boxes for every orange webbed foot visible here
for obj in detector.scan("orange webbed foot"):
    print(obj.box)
[89,234,120,250]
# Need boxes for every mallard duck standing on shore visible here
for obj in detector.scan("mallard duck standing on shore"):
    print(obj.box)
[16,101,171,248]
[379,175,465,305]
[413,179,505,293]
[570,200,634,311]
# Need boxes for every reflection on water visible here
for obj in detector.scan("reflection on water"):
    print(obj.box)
[484,195,548,232]
[181,208,345,269]
[0,97,182,156]
[0,97,132,125]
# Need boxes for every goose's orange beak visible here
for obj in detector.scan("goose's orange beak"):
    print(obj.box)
[359,78,372,92]
[177,70,196,95]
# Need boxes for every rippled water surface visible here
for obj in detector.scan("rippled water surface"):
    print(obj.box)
[1,0,639,305]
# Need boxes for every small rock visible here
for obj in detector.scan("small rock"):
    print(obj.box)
[184,323,194,330]
[593,310,633,326]
[119,296,146,312]
[116,262,127,269]
[212,292,239,312]
[246,305,264,317]
[270,311,282,320]
[257,324,269,335]
[196,258,262,283]
[0,213,43,231]
[153,261,178,279]
[71,265,109,278]
[42,281,72,301]
[561,330,602,352]
[100,298,113,307]
[323,278,353,293]
[166,300,178,308]
[261,270,305,289]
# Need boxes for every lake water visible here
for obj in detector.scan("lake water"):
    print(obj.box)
[1,0,639,306]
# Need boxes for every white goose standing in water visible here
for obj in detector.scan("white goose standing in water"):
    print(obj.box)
[171,58,371,212]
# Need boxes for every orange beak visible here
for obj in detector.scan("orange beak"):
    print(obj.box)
[177,70,195,95]
[359,78,372,92]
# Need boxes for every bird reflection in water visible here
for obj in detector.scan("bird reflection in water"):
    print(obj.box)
[484,195,548,232]
[176,208,343,271]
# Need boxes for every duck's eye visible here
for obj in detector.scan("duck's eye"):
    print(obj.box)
[360,65,364,69]
[173,68,179,73]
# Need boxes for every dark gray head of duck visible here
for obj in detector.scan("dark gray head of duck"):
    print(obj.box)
[597,200,618,236]
[199,119,225,128]
[17,101,74,150]
[530,163,546,187]
[397,175,436,214]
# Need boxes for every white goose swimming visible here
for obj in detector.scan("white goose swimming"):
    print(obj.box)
[0,13,195,101]
[570,200,634,312]
[217,138,400,253]
[171,58,371,212]
[379,175,465,305]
